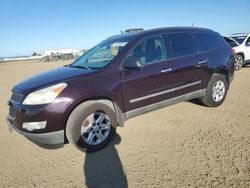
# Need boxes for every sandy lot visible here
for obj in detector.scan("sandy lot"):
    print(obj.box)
[0,60,250,188]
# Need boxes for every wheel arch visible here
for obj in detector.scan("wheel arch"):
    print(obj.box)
[213,67,230,86]
[63,95,125,142]
[202,73,228,107]
[83,96,125,127]
[235,52,245,62]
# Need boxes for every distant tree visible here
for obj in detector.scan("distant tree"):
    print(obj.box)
[32,52,37,56]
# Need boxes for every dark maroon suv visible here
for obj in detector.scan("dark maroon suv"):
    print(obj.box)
[7,27,235,152]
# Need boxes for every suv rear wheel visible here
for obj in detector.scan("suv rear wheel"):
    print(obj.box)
[234,54,244,70]
[202,74,228,107]
[66,101,116,152]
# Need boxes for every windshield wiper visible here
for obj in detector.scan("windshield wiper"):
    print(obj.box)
[66,64,91,70]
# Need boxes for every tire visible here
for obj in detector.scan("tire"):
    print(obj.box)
[234,54,244,70]
[66,101,117,152]
[202,74,228,107]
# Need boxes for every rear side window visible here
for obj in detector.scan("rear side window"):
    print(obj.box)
[167,33,198,58]
[194,33,222,52]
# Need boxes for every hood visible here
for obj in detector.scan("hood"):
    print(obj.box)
[13,66,96,94]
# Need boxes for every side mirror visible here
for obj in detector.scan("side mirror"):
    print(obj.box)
[123,57,144,69]
[246,41,250,47]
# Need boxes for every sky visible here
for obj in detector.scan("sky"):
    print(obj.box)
[0,0,250,57]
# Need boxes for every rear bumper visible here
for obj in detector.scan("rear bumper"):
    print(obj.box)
[7,117,64,149]
[245,60,250,64]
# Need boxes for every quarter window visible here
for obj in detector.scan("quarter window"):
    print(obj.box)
[167,33,198,57]
[194,33,222,52]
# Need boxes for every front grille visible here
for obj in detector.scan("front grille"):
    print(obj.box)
[10,93,23,103]
[9,106,17,119]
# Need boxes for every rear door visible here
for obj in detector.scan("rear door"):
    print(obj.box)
[163,33,208,90]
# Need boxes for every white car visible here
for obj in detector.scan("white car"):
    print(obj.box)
[231,33,250,70]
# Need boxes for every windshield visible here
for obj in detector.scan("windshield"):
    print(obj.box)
[232,36,247,44]
[71,39,129,69]
[224,37,238,47]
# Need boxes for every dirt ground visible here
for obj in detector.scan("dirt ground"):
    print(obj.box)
[0,60,249,188]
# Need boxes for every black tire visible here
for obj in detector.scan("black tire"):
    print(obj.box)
[66,101,117,152]
[234,54,244,70]
[202,74,228,107]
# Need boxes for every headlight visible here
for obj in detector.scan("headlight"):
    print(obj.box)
[22,83,67,105]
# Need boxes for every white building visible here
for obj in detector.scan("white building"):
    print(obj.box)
[40,49,80,57]
[1,55,42,62]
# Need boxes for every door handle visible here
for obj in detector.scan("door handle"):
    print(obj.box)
[161,68,173,73]
[197,60,208,65]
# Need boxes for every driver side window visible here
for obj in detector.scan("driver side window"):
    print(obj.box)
[127,36,165,64]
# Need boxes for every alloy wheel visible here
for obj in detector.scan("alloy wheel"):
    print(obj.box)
[212,80,226,102]
[234,55,243,70]
[80,112,111,145]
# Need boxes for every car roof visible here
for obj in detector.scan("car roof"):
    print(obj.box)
[140,26,214,34]
[108,27,216,41]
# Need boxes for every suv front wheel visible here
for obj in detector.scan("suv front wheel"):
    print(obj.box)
[202,74,228,107]
[66,101,116,152]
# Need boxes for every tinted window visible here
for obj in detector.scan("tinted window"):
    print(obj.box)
[163,35,174,59]
[167,33,198,57]
[127,36,165,64]
[194,33,222,52]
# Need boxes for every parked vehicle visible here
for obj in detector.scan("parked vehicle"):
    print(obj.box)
[7,27,235,152]
[42,54,59,62]
[223,36,239,70]
[58,53,74,60]
[223,36,239,48]
[123,28,144,34]
[231,33,250,70]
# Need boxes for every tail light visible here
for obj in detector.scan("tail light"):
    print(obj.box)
[231,48,236,54]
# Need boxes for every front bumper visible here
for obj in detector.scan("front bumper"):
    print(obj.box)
[7,117,64,149]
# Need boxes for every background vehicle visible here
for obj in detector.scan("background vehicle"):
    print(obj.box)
[223,36,239,48]
[223,36,239,70]
[123,28,144,34]
[231,33,250,70]
[7,27,235,152]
